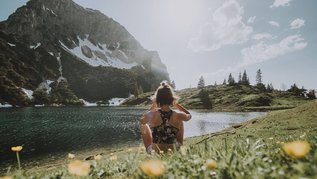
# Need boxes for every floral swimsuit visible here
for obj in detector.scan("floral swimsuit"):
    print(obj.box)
[151,109,179,144]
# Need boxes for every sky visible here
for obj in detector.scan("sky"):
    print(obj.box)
[1,0,316,90]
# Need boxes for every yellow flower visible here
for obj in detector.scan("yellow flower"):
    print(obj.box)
[94,154,102,161]
[206,159,217,170]
[68,160,90,177]
[140,160,165,177]
[282,141,310,159]
[268,137,274,140]
[159,151,164,154]
[0,176,13,179]
[167,148,172,152]
[110,155,117,161]
[11,146,23,152]
[68,153,75,159]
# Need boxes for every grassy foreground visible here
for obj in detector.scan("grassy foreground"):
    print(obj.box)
[2,101,317,178]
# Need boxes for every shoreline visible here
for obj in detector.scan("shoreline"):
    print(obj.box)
[0,104,295,112]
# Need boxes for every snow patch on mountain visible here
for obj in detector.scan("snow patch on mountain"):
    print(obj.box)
[21,88,34,99]
[59,35,138,69]
[56,53,63,76]
[0,103,12,108]
[108,98,126,106]
[47,8,57,16]
[37,80,54,94]
[80,99,98,107]
[7,42,16,47]
[30,43,41,49]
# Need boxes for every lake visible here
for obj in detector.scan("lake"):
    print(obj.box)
[0,106,265,170]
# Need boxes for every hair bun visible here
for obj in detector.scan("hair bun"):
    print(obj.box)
[160,80,168,87]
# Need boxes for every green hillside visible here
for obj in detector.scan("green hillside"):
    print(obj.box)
[123,84,313,111]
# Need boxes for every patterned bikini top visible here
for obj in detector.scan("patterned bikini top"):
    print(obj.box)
[151,109,179,144]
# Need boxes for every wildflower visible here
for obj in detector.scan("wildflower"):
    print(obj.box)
[180,146,187,156]
[0,176,13,179]
[11,146,22,170]
[268,137,274,140]
[127,148,133,152]
[68,153,75,159]
[11,146,23,152]
[159,151,164,154]
[206,159,217,170]
[300,133,306,138]
[110,155,117,161]
[168,148,172,152]
[94,154,102,161]
[282,141,310,159]
[68,160,90,177]
[140,160,165,177]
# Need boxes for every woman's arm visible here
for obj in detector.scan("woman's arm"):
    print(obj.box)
[174,102,192,121]
[140,102,157,124]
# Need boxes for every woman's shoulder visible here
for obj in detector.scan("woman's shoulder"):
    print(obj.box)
[172,110,191,121]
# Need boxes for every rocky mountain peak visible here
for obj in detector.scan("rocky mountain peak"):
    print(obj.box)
[0,0,169,106]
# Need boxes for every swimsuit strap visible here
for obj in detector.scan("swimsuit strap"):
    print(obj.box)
[158,109,173,124]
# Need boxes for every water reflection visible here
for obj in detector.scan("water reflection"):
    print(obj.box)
[184,111,266,137]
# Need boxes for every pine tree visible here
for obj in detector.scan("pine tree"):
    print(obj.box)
[238,72,242,84]
[198,89,212,109]
[228,73,235,86]
[214,81,217,86]
[256,69,262,85]
[197,76,205,89]
[138,85,144,94]
[223,78,227,85]
[266,83,274,93]
[288,83,301,96]
[256,69,266,91]
[241,70,250,85]
[134,82,140,97]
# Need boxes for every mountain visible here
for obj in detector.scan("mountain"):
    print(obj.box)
[0,0,169,106]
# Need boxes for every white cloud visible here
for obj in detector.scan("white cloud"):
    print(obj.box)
[290,18,305,29]
[252,33,273,41]
[269,21,280,27]
[241,35,307,65]
[247,16,256,24]
[188,0,253,51]
[270,0,292,8]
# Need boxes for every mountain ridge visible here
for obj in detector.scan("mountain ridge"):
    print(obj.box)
[0,0,169,106]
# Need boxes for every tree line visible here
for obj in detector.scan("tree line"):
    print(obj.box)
[197,69,316,99]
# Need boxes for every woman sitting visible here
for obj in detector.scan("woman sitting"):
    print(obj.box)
[140,81,192,153]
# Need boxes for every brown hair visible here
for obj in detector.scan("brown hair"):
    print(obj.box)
[154,81,176,106]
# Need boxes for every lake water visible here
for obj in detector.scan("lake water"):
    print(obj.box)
[0,106,265,170]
